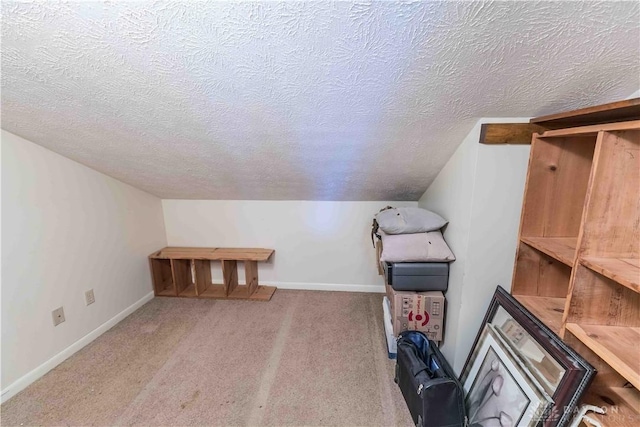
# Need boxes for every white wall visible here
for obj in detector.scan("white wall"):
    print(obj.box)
[1,131,167,401]
[419,119,531,373]
[162,200,417,292]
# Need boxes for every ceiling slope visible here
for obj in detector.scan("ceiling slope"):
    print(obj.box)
[2,1,639,200]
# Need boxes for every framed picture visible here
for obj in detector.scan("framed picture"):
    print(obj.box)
[460,286,596,427]
[464,325,552,426]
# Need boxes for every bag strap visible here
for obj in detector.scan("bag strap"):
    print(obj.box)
[371,219,380,248]
[371,206,394,248]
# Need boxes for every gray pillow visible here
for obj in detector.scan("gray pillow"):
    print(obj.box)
[379,230,455,262]
[376,207,447,235]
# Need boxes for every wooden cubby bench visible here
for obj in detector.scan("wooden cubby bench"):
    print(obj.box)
[149,247,276,301]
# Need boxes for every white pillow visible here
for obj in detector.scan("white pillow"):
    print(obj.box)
[376,207,447,235]
[379,230,455,263]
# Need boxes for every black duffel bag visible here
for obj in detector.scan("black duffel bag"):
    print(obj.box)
[395,331,466,427]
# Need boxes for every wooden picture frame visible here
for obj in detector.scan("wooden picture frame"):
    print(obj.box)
[460,286,596,427]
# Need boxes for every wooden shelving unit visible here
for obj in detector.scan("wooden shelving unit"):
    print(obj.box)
[149,247,276,301]
[512,102,640,425]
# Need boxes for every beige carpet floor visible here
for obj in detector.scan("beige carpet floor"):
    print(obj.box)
[1,290,413,426]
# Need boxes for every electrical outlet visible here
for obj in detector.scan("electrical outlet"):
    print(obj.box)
[52,307,65,326]
[85,289,95,306]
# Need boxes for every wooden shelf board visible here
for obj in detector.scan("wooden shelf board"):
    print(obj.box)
[150,247,274,261]
[513,295,566,334]
[565,323,640,390]
[156,288,175,297]
[521,236,577,267]
[227,285,251,299]
[531,98,640,129]
[580,385,640,427]
[178,284,197,298]
[212,248,274,262]
[227,285,277,301]
[581,257,640,293]
[198,284,227,299]
[538,120,640,138]
[249,285,277,301]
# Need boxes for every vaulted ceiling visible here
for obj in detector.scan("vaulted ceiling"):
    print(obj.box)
[2,1,638,200]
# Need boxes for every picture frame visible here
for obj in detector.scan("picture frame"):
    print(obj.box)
[460,286,596,427]
[463,325,552,426]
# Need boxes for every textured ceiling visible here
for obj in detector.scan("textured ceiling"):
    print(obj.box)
[2,1,639,200]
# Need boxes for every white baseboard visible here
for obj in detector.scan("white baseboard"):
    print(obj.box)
[270,281,385,294]
[210,279,385,294]
[1,291,154,404]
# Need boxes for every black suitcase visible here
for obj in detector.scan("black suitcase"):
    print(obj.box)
[395,331,466,427]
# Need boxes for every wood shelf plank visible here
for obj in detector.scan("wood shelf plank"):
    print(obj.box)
[198,284,227,299]
[249,285,277,301]
[538,120,640,137]
[211,248,274,262]
[150,247,274,262]
[565,323,640,390]
[513,295,566,334]
[521,236,577,267]
[178,284,197,298]
[580,385,640,427]
[531,98,640,129]
[156,287,176,297]
[581,257,640,294]
[227,285,276,302]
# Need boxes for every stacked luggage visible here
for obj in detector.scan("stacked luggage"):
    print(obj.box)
[374,208,465,427]
[372,207,455,357]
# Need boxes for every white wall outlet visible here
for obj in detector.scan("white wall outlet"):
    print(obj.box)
[85,289,95,306]
[52,307,65,326]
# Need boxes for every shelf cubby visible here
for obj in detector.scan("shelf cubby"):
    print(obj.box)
[520,236,577,267]
[581,257,640,294]
[149,258,175,296]
[512,241,572,298]
[513,294,566,335]
[567,265,639,327]
[520,134,596,241]
[171,259,194,297]
[581,385,640,427]
[564,328,640,426]
[578,129,639,261]
[198,284,228,299]
[193,259,213,296]
[565,323,640,390]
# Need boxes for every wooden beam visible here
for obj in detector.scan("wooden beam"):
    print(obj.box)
[479,123,546,145]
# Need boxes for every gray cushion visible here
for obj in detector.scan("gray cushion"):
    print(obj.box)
[376,207,447,235]
[379,230,455,263]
